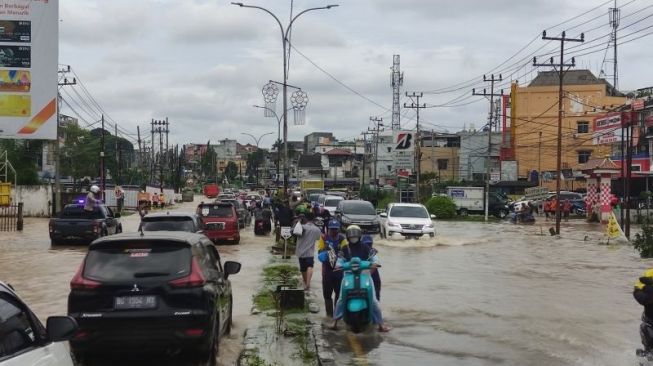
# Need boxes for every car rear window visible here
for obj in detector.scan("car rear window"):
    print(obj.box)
[141,217,196,232]
[84,243,191,282]
[199,205,233,218]
[390,205,429,218]
[342,202,375,215]
[325,198,343,207]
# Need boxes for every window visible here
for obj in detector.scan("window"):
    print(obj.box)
[437,159,448,170]
[387,147,392,153]
[387,165,392,171]
[577,121,589,133]
[0,295,37,358]
[578,150,592,164]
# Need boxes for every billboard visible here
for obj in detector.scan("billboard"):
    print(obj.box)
[593,112,622,145]
[0,1,58,140]
[393,130,415,171]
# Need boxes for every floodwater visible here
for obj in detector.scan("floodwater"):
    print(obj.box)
[0,199,271,366]
[2,204,651,366]
[320,219,650,366]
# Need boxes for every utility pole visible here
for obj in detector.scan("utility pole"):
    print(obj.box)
[431,129,436,180]
[404,92,425,203]
[472,75,503,222]
[137,126,142,179]
[361,131,372,192]
[100,115,105,201]
[114,123,119,185]
[534,30,584,235]
[55,67,76,214]
[538,131,542,186]
[369,117,383,197]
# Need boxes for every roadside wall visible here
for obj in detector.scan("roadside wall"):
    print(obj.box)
[12,185,52,217]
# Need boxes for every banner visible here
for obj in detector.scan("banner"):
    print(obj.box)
[0,1,59,140]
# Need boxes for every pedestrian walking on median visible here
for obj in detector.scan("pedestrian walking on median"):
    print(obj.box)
[295,212,322,292]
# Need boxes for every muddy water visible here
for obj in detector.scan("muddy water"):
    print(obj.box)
[0,199,272,366]
[321,220,651,366]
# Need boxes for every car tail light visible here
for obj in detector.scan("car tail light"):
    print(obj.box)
[169,258,206,288]
[184,328,204,337]
[73,330,89,340]
[70,261,101,290]
[92,221,100,233]
[48,221,53,233]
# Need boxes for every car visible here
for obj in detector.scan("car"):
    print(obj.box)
[513,191,583,213]
[67,231,241,364]
[378,203,436,238]
[139,212,204,233]
[0,281,78,366]
[49,203,122,245]
[334,200,381,234]
[322,195,345,216]
[244,194,262,210]
[198,202,240,244]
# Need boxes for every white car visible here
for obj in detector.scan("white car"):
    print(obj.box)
[322,195,344,215]
[378,203,436,238]
[0,281,78,366]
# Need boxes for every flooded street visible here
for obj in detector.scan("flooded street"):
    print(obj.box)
[321,220,650,365]
[1,205,651,365]
[0,199,272,366]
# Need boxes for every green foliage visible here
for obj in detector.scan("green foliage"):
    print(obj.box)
[633,218,653,258]
[0,139,41,185]
[425,195,456,219]
[225,161,239,181]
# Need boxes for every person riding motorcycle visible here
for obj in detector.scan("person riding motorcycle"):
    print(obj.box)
[332,225,390,332]
[635,268,653,357]
[317,219,348,317]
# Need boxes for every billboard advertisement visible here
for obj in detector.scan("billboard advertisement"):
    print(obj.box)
[0,1,58,140]
[393,130,415,171]
[593,112,622,145]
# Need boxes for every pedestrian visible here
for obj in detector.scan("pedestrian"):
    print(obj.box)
[550,198,559,220]
[275,201,294,243]
[152,192,159,208]
[317,219,348,318]
[543,199,551,221]
[84,185,100,215]
[562,199,572,221]
[295,212,322,292]
[114,185,124,213]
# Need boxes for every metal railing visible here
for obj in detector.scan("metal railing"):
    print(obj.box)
[0,203,23,231]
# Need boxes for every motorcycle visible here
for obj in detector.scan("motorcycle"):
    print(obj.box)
[314,217,325,232]
[254,218,271,236]
[337,250,379,333]
[509,211,536,224]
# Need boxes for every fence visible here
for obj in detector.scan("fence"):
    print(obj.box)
[0,203,23,231]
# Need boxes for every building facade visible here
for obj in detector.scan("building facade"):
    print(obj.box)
[304,132,333,155]
[420,132,460,181]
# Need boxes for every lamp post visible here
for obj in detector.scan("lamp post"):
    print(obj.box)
[241,132,274,187]
[232,2,338,198]
[253,104,292,187]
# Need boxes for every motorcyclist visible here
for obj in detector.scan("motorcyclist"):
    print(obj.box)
[261,202,273,233]
[317,219,348,318]
[635,268,653,357]
[332,225,389,332]
[84,185,100,214]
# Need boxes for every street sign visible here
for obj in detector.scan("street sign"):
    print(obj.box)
[397,169,410,178]
[0,1,59,140]
[490,172,500,182]
[394,151,414,170]
[633,99,645,111]
[280,226,292,239]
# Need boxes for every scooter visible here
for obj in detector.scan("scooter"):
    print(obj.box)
[338,251,379,333]
[254,218,271,235]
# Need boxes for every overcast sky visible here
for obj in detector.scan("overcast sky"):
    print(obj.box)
[59,0,653,149]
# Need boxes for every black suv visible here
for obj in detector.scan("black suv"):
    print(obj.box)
[335,200,381,234]
[67,231,241,365]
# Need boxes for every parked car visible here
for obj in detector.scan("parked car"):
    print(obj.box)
[512,191,583,213]
[378,203,436,239]
[446,187,510,218]
[335,200,381,234]
[219,199,250,228]
[139,212,204,233]
[0,281,78,366]
[198,202,240,244]
[68,232,240,364]
[203,183,220,199]
[322,195,345,216]
[49,203,122,245]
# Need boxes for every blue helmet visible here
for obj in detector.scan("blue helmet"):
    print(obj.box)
[327,219,341,229]
[361,234,373,246]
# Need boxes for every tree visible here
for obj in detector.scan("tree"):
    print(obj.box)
[225,161,238,182]
[200,146,217,181]
[60,124,100,185]
[0,139,42,185]
[246,149,266,186]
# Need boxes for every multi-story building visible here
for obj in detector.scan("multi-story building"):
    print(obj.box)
[420,132,460,181]
[457,129,501,182]
[304,132,333,155]
[507,70,626,188]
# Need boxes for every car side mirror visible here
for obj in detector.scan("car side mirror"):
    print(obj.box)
[430,214,436,220]
[114,212,121,218]
[224,261,241,279]
[46,316,78,342]
[379,212,388,218]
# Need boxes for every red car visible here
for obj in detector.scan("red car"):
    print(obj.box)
[203,183,220,199]
[197,202,240,244]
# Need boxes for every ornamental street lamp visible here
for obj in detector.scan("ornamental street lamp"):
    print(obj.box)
[241,132,273,187]
[232,2,338,198]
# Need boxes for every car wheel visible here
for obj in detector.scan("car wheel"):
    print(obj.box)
[380,227,386,239]
[226,296,233,335]
[199,320,219,366]
[116,225,122,234]
[50,239,58,246]
[496,209,508,219]
[233,236,240,245]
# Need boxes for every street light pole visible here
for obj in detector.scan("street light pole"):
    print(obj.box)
[253,104,291,188]
[241,132,274,187]
[233,2,338,199]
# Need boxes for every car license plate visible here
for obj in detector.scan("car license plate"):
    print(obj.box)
[114,296,157,310]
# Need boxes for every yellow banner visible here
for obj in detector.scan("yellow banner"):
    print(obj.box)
[0,95,30,117]
[0,70,30,92]
[606,211,623,239]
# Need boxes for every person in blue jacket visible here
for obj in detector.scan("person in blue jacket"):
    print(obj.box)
[317,219,348,318]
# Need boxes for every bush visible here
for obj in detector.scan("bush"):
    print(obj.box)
[633,218,653,258]
[425,196,456,219]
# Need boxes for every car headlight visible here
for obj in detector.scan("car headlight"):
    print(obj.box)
[341,216,352,224]
[423,224,433,229]
[387,221,400,227]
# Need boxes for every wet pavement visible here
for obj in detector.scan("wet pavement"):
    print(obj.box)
[1,205,651,365]
[0,198,272,366]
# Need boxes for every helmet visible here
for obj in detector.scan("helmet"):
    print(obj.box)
[327,219,341,230]
[90,185,100,193]
[345,225,362,244]
[361,234,373,246]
